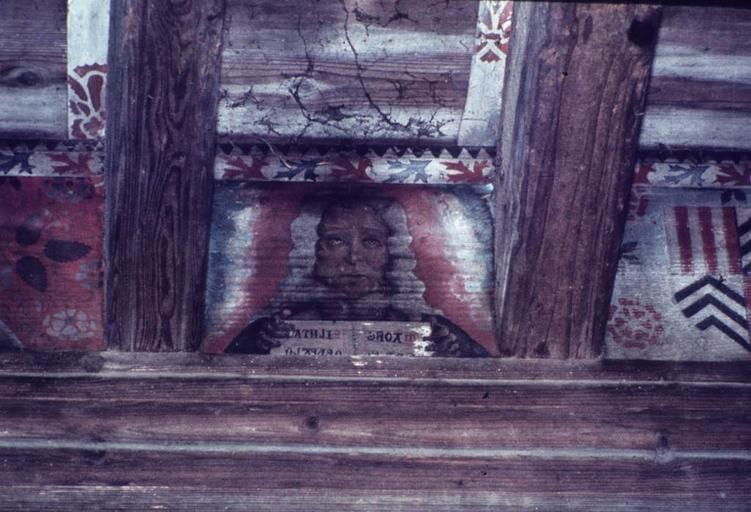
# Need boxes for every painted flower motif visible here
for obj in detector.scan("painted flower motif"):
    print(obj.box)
[43,309,97,340]
[607,298,664,351]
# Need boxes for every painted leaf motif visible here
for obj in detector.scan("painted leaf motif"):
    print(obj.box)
[222,156,267,179]
[15,214,43,246]
[68,76,89,102]
[16,256,48,292]
[330,158,372,180]
[48,153,93,175]
[87,74,105,112]
[43,240,91,263]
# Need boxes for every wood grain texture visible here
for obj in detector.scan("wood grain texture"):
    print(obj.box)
[105,0,226,351]
[5,487,751,512]
[641,6,751,150]
[494,3,661,359]
[2,351,751,383]
[0,0,67,138]
[0,353,748,510]
[218,0,476,143]
[0,449,749,511]
[0,378,749,451]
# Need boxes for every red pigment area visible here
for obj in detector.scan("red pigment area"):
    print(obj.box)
[389,188,497,355]
[202,186,307,353]
[0,177,105,351]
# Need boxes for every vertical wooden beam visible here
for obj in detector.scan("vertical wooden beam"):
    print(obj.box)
[494,3,662,358]
[105,0,226,351]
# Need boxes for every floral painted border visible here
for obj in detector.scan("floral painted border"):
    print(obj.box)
[0,141,103,178]
[635,160,751,188]
[214,143,496,185]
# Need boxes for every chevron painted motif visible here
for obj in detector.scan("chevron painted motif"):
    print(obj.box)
[674,275,751,351]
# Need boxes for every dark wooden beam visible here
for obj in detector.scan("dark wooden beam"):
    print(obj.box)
[105,0,226,350]
[494,3,662,358]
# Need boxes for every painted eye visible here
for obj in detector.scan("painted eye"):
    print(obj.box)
[326,237,345,247]
[363,238,382,248]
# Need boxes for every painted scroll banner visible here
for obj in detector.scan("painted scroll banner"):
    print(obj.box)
[268,320,431,357]
[203,182,496,357]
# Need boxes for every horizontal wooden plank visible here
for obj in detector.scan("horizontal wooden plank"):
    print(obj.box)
[640,106,751,150]
[4,486,749,512]
[0,0,68,138]
[656,6,751,58]
[218,0,476,142]
[648,77,751,113]
[0,447,748,503]
[641,6,751,150]
[0,378,749,452]
[2,351,751,383]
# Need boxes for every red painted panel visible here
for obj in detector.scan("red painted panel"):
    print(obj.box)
[0,176,104,351]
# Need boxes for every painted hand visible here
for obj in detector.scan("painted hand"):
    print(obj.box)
[424,320,461,357]
[253,311,295,352]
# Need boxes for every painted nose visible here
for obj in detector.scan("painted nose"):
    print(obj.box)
[345,241,361,264]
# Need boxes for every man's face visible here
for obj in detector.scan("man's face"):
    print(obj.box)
[313,204,390,298]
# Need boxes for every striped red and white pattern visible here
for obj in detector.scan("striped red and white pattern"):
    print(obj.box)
[665,207,742,275]
[736,209,751,275]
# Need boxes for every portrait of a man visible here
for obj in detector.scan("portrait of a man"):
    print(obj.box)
[222,192,490,357]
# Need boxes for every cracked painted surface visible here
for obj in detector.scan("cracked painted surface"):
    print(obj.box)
[218,0,477,143]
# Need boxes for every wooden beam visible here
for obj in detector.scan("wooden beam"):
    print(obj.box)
[2,351,751,383]
[494,3,662,358]
[2,449,750,511]
[105,0,226,351]
[1,375,749,452]
[0,353,747,509]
